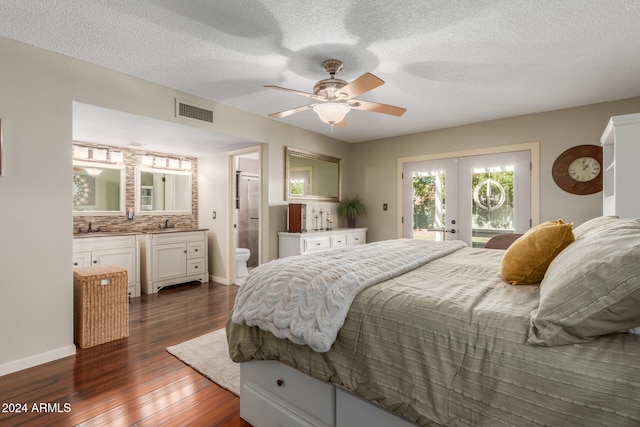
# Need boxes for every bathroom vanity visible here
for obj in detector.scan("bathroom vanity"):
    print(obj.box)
[72,233,141,297]
[139,229,209,294]
[277,228,367,258]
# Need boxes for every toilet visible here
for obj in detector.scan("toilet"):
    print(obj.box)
[236,248,251,278]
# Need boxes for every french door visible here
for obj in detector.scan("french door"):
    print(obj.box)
[402,151,531,247]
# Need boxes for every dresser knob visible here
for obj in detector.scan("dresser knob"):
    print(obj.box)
[276,379,284,387]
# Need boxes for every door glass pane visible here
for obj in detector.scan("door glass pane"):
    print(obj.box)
[412,171,446,241]
[471,166,515,247]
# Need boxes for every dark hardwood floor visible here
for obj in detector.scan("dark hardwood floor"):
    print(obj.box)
[0,281,252,427]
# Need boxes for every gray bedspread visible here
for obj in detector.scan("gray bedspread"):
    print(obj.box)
[227,247,640,426]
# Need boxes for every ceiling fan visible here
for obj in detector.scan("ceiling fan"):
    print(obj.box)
[265,59,407,129]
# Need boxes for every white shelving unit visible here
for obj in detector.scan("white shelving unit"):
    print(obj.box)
[600,112,640,218]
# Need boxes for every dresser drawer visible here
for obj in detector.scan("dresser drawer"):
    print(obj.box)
[347,230,366,246]
[304,236,331,253]
[241,361,335,426]
[330,235,347,248]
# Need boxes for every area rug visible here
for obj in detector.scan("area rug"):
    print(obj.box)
[166,328,240,396]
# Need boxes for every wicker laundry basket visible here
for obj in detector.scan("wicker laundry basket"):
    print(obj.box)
[73,265,129,348]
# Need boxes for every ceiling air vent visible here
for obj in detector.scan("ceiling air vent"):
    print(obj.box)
[175,99,214,124]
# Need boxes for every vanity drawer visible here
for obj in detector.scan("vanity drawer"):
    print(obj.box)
[187,241,204,259]
[186,259,204,276]
[304,236,331,253]
[241,361,335,426]
[330,235,347,248]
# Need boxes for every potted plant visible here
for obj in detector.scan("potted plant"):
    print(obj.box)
[337,196,366,228]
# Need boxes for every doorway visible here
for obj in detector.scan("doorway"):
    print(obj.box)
[230,148,261,285]
[401,149,533,247]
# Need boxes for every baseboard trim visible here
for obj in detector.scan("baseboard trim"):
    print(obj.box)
[211,274,229,285]
[0,345,76,377]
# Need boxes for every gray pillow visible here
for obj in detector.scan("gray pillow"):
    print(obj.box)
[572,215,619,240]
[528,218,640,346]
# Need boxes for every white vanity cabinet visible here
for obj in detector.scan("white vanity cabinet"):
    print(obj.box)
[601,112,640,218]
[140,229,208,294]
[278,228,367,258]
[72,234,141,297]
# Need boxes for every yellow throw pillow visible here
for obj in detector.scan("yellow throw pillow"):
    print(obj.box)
[501,220,574,285]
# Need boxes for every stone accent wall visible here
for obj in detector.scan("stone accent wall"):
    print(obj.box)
[73,142,198,234]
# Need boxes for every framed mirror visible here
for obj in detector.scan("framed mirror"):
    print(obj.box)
[135,167,192,214]
[73,161,126,215]
[285,147,341,202]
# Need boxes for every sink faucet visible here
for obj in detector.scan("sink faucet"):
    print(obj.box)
[164,219,174,229]
[87,222,92,233]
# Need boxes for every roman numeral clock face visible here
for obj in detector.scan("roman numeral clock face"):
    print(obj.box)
[568,157,601,182]
[552,145,603,195]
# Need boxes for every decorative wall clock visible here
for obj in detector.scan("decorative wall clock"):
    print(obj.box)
[552,145,603,195]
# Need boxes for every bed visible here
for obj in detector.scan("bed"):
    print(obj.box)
[227,217,640,426]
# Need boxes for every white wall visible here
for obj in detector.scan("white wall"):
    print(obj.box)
[0,36,346,374]
[348,98,640,243]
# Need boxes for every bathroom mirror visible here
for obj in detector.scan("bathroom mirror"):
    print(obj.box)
[285,147,341,202]
[135,167,192,214]
[73,161,126,215]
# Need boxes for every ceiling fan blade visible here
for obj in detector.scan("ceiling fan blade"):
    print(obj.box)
[333,117,348,128]
[350,99,407,117]
[264,85,320,99]
[338,73,384,99]
[268,104,316,119]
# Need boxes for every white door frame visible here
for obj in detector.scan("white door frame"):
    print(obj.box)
[228,145,263,285]
[396,142,540,238]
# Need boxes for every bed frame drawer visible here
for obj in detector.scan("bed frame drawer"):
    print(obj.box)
[241,361,335,426]
[241,384,319,427]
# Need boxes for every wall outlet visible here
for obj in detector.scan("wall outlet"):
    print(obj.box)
[383,203,388,211]
[212,211,216,219]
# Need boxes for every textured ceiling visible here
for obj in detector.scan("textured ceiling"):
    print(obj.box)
[2,0,640,151]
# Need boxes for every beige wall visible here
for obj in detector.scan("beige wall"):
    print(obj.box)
[0,36,345,374]
[1,32,639,375]
[347,97,640,243]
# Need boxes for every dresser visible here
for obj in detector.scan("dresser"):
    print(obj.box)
[601,112,640,218]
[278,228,367,258]
[139,229,209,294]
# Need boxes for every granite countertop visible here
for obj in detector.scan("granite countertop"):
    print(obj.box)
[73,228,208,238]
[73,231,141,238]
[141,228,208,234]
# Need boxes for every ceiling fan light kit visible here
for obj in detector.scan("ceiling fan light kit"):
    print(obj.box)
[266,59,406,129]
[313,103,350,126]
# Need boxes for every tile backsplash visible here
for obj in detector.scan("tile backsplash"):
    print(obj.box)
[73,142,198,234]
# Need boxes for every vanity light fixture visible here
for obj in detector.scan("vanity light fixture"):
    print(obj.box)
[181,160,192,170]
[92,148,108,161]
[154,157,167,168]
[73,145,89,159]
[110,151,124,163]
[168,158,180,169]
[141,155,154,166]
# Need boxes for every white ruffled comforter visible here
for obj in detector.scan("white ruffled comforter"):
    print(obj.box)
[231,238,467,352]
